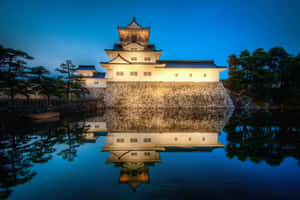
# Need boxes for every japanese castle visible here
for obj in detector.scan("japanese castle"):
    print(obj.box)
[76,17,226,88]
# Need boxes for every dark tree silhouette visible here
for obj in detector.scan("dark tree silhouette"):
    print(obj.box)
[224,110,300,166]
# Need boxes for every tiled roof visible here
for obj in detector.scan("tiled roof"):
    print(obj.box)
[111,44,157,51]
[158,60,226,69]
[93,72,106,79]
[77,65,96,70]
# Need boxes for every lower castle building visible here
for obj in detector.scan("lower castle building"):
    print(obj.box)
[76,17,233,108]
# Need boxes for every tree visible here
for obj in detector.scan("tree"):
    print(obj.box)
[70,78,90,99]
[225,54,243,92]
[226,47,300,105]
[56,120,88,162]
[224,110,300,166]
[29,66,50,81]
[56,60,89,100]
[0,47,33,72]
[0,60,31,103]
[0,46,34,103]
[250,48,272,101]
[0,135,37,199]
[39,76,63,105]
[55,60,76,100]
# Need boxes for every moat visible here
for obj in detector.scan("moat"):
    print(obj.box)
[1,108,300,200]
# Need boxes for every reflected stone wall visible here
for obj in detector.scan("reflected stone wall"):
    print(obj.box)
[104,82,234,108]
[86,108,233,133]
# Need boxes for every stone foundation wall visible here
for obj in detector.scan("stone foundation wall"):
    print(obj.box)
[104,81,234,108]
[87,88,106,99]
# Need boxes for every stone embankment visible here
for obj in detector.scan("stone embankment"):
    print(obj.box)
[100,82,234,108]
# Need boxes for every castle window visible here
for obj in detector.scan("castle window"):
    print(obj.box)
[144,138,151,143]
[175,73,178,77]
[189,73,192,77]
[94,81,99,84]
[116,138,124,143]
[131,152,137,156]
[202,137,206,141]
[131,57,137,61]
[144,152,150,156]
[188,137,192,141]
[116,71,124,76]
[203,73,207,78]
[130,138,138,143]
[130,72,138,76]
[132,34,137,42]
[95,125,99,128]
[144,72,152,76]
[131,48,137,51]
[144,57,151,61]
[174,137,178,141]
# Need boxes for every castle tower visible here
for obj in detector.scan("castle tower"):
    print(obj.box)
[75,18,233,108]
[100,17,226,82]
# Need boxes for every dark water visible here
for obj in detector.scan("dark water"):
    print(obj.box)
[1,109,300,200]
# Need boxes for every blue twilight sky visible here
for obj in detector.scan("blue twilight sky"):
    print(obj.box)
[0,0,300,79]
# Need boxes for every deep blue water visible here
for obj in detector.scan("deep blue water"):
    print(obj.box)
[1,109,300,200]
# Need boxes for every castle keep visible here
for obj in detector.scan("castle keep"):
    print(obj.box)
[76,18,233,108]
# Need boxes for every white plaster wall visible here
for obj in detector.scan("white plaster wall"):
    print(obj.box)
[106,67,221,82]
[107,151,160,163]
[83,78,107,88]
[106,51,161,63]
[105,132,221,148]
[78,122,107,132]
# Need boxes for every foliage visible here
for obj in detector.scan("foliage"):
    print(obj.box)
[224,110,300,166]
[225,47,300,105]
[0,45,89,104]
[55,60,89,100]
[0,113,91,199]
[0,47,34,102]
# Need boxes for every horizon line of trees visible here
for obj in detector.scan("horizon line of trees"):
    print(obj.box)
[0,45,89,104]
[224,46,300,105]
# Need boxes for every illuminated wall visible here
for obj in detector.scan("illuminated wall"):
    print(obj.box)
[105,67,223,82]
[102,132,224,151]
[82,78,107,88]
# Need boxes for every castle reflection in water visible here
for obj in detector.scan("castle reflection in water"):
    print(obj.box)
[79,108,233,191]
